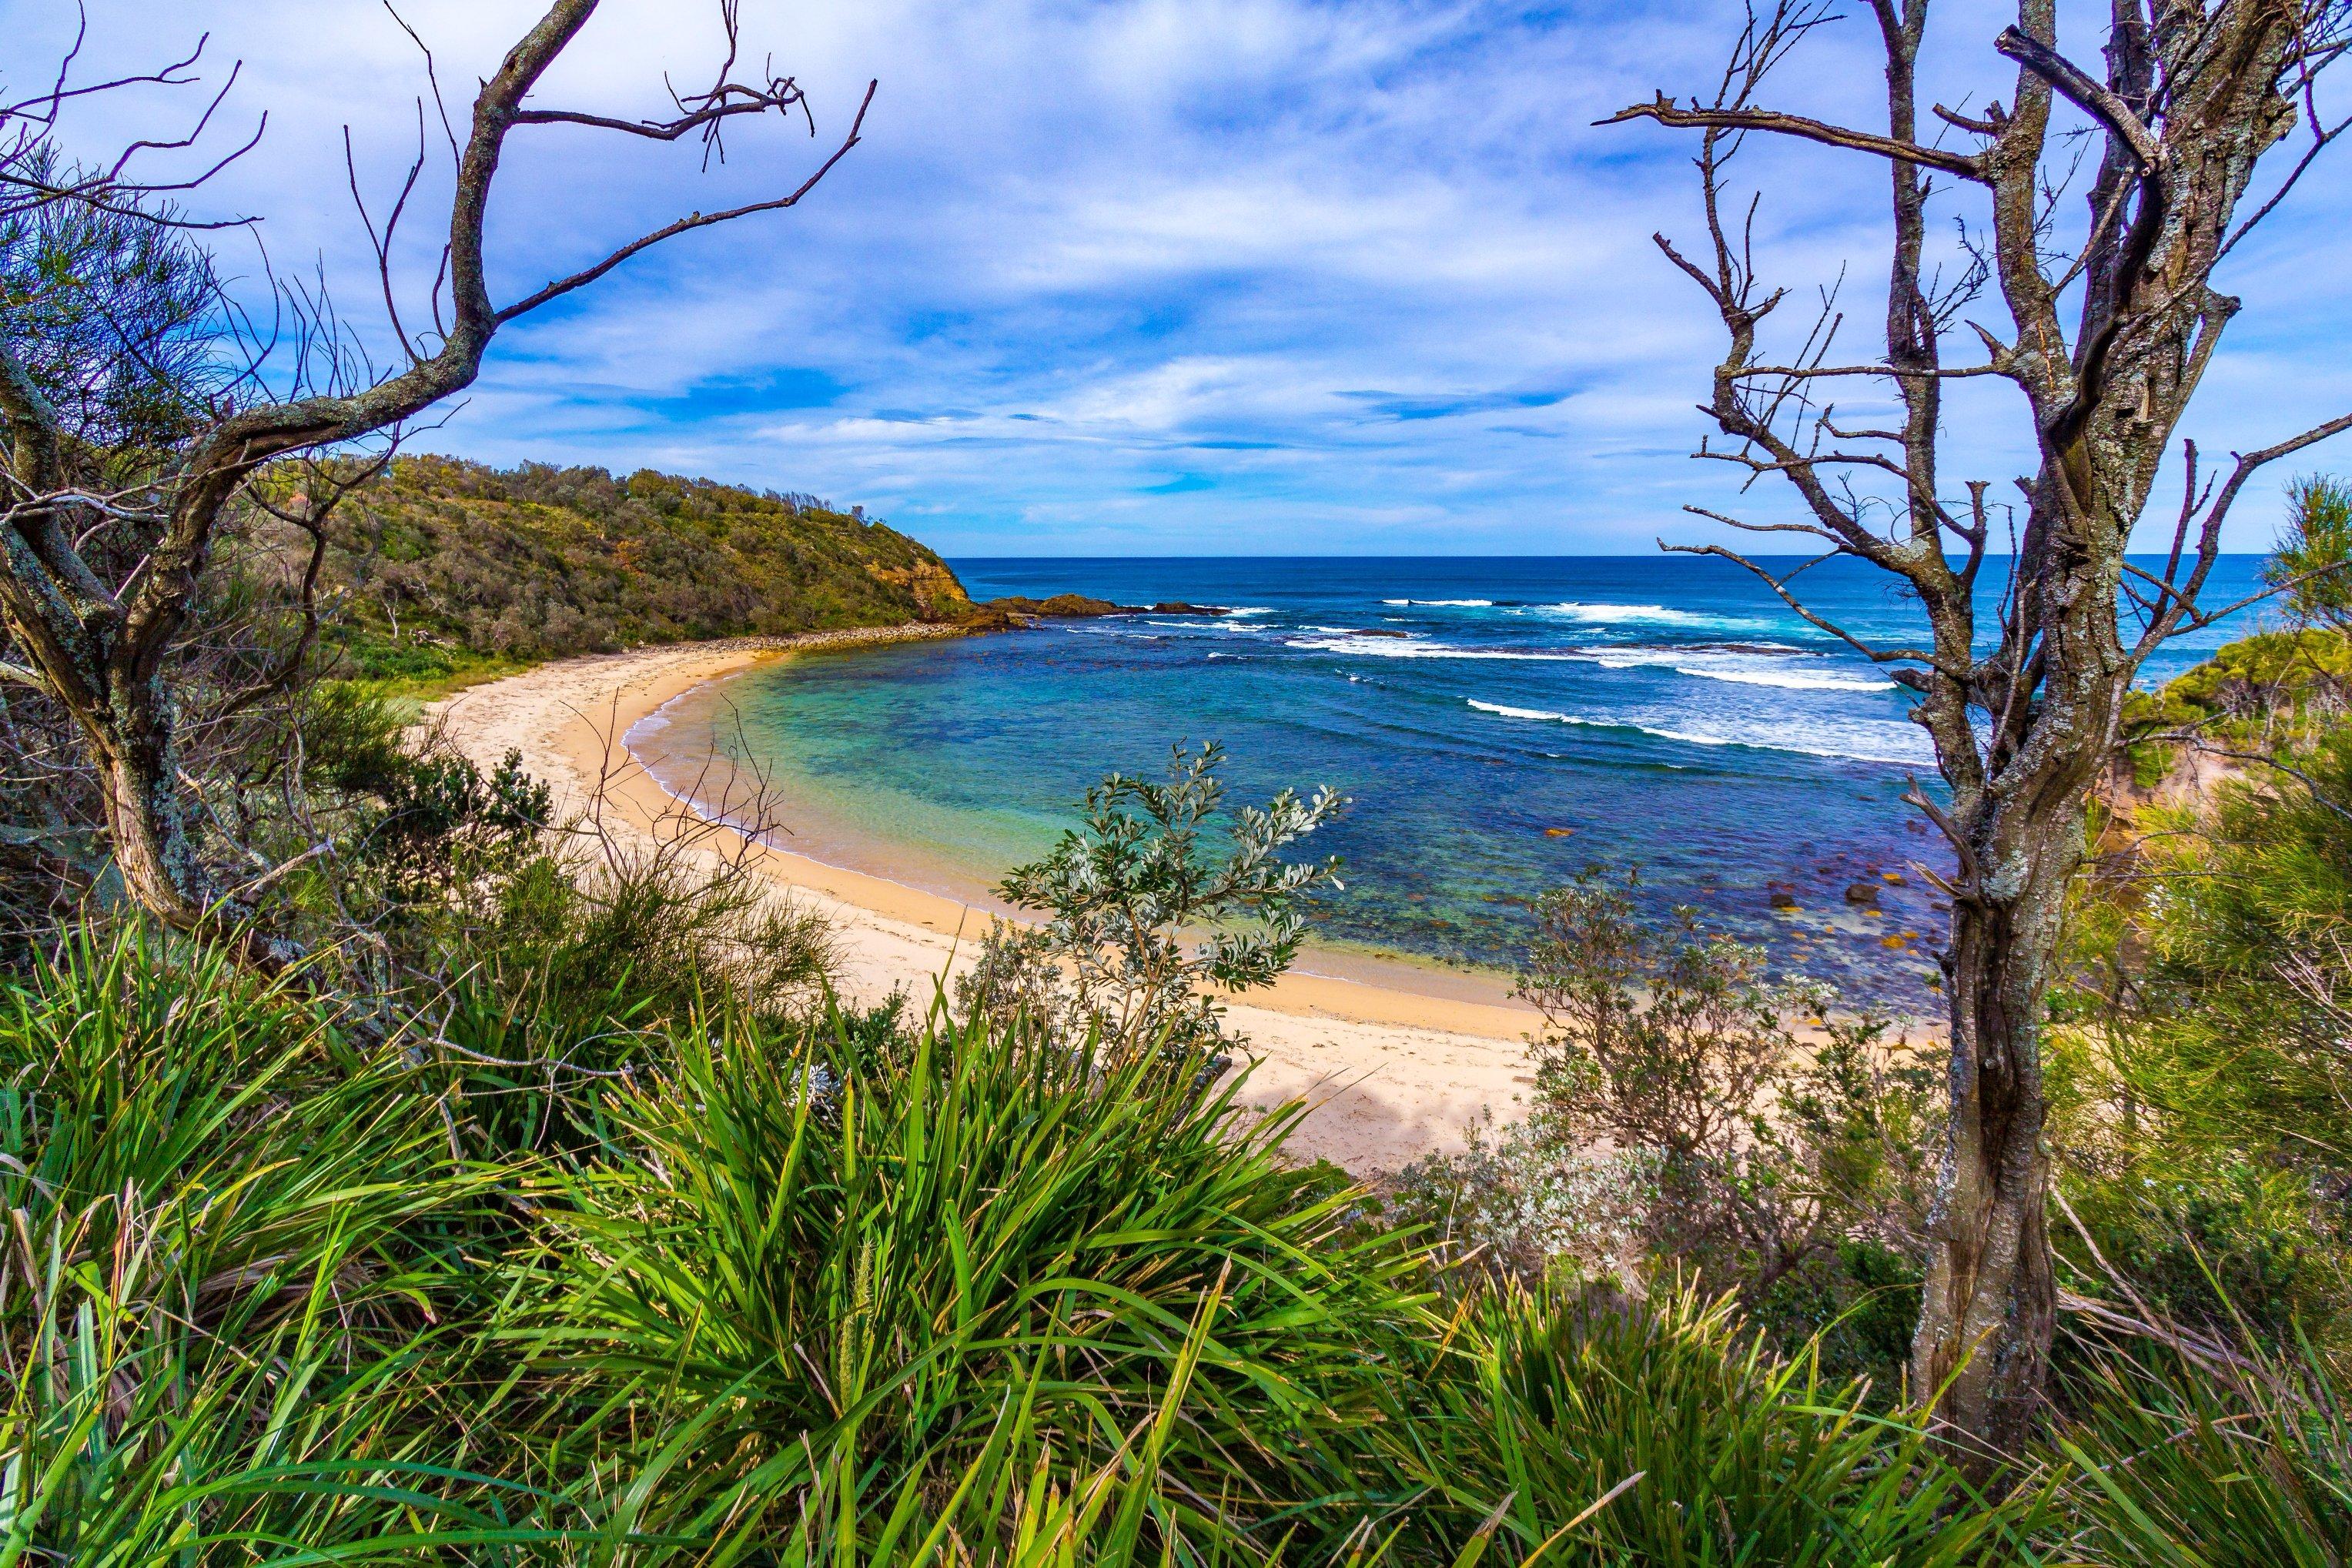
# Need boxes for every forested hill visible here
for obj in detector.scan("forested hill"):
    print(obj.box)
[293,456,978,684]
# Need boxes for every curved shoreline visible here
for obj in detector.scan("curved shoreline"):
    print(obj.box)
[424,627,1542,1172]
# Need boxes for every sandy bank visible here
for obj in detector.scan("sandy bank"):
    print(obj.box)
[423,627,1541,1172]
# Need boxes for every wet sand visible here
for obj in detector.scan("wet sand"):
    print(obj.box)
[424,627,1544,1174]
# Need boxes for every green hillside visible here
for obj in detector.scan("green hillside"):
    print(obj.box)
[291,456,978,688]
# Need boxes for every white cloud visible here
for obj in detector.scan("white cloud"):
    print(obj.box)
[5,0,2347,554]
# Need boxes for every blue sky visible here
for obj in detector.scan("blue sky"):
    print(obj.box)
[10,0,2350,554]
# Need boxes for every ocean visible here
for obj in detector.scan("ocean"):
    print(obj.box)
[632,553,2270,1014]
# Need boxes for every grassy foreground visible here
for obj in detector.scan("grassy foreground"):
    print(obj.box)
[4,924,2340,1564]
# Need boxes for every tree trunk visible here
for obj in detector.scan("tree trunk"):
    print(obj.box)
[89,680,212,931]
[1910,660,2111,1455]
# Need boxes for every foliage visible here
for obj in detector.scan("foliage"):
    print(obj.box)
[2121,629,2352,784]
[0,927,527,1563]
[0,914,2059,1564]
[354,744,552,896]
[35,886,2352,1558]
[515,1001,1425,1553]
[1394,1109,1654,1290]
[2119,476,2352,786]
[0,146,223,468]
[2059,1329,2352,1566]
[959,742,1345,1057]
[286,454,979,688]
[1398,870,1939,1389]
[1350,1282,2032,1567]
[2268,475,2352,635]
[2055,722,2352,1344]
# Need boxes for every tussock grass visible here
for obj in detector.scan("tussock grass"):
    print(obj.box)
[2057,1329,2352,1566]
[511,1000,1426,1556]
[18,924,2329,1563]
[0,928,526,1560]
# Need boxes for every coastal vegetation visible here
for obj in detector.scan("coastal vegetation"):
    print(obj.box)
[0,0,874,947]
[1609,0,2352,1452]
[283,456,977,694]
[8,0,2352,1560]
[10,632,2352,1558]
[958,741,1347,1058]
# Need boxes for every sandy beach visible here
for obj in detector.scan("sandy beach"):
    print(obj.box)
[423,626,1544,1173]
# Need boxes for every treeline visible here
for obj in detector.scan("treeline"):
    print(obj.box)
[269,456,979,687]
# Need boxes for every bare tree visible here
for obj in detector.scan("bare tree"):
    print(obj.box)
[1608,0,2352,1456]
[0,1,871,955]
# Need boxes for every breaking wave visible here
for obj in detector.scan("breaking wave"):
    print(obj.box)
[1543,601,1768,631]
[1678,666,1897,693]
[1465,698,1929,765]
[1289,636,1580,661]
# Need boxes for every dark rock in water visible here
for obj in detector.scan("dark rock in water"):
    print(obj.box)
[987,593,1124,618]
[1358,628,1412,639]
[986,593,1231,620]
[1769,890,1801,911]
[1843,881,1882,906]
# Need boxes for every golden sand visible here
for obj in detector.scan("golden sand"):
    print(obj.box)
[425,630,1541,1172]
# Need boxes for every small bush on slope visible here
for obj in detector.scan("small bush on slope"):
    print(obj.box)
[1393,870,1941,1390]
[2051,727,2352,1348]
[958,741,1345,1060]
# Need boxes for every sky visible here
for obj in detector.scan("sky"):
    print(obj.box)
[8,0,2350,556]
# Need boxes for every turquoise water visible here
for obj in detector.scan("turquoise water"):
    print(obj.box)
[635,555,2268,1013]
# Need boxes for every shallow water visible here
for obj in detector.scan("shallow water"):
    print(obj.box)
[636,553,2268,1016]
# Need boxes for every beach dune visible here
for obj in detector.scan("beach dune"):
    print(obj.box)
[425,627,1543,1174]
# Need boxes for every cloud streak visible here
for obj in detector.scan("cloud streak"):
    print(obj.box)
[9,0,2349,554]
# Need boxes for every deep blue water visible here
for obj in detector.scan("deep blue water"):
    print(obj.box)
[638,554,2269,1013]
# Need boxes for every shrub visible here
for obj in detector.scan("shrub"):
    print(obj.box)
[2268,474,2352,637]
[959,742,1344,1058]
[2054,727,2352,1344]
[1397,870,1939,1384]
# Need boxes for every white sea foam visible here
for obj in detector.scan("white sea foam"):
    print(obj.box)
[1543,601,1766,630]
[1381,597,1494,607]
[1676,667,1897,693]
[1464,697,1929,765]
[1289,635,1580,661]
[1573,644,1895,692]
[1467,699,1571,720]
[1224,606,1275,617]
[622,686,701,747]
